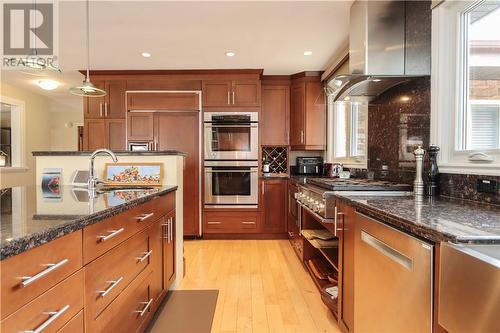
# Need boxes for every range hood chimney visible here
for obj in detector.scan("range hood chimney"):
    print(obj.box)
[330,0,431,102]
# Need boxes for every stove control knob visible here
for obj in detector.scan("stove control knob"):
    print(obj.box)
[318,203,325,210]
[294,193,300,200]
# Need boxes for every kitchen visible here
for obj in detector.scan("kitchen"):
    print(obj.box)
[0,1,499,333]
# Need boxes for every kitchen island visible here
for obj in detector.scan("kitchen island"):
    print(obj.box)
[1,185,179,333]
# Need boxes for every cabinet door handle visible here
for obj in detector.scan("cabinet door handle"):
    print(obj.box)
[232,91,235,104]
[300,130,304,144]
[20,258,69,287]
[262,181,265,195]
[227,91,231,105]
[207,221,221,225]
[241,221,255,225]
[136,212,154,222]
[104,103,108,117]
[98,228,125,242]
[136,250,153,263]
[169,218,173,242]
[134,298,153,317]
[99,103,103,117]
[23,304,70,333]
[99,276,124,297]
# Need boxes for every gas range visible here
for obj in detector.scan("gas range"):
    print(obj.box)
[294,178,412,220]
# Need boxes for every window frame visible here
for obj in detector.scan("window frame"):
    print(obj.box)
[0,96,27,172]
[328,99,368,169]
[431,0,500,176]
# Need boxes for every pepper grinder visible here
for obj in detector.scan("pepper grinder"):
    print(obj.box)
[413,145,425,197]
[427,145,440,196]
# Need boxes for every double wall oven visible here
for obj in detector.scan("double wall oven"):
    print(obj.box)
[204,112,259,208]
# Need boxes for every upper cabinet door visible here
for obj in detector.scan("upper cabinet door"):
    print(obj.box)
[84,119,106,150]
[232,80,261,107]
[127,113,154,141]
[202,80,232,107]
[85,80,106,118]
[261,85,289,146]
[304,81,326,149]
[105,80,126,118]
[127,92,199,111]
[290,82,306,147]
[105,119,126,151]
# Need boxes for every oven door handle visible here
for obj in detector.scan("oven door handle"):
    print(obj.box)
[205,170,258,173]
[205,124,258,128]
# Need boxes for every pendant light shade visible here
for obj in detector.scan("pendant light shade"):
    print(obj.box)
[69,79,106,97]
[70,0,106,97]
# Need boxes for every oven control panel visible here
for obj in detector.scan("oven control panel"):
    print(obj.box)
[294,188,326,217]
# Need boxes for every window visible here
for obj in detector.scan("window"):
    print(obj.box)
[0,98,25,170]
[328,99,368,168]
[431,0,500,175]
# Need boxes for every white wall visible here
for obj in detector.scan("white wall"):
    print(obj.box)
[0,83,52,188]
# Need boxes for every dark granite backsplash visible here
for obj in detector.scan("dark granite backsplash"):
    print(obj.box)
[363,77,499,205]
[367,77,431,183]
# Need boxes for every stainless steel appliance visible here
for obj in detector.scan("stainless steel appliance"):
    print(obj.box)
[439,242,500,333]
[296,156,323,175]
[204,112,259,160]
[204,161,258,208]
[128,142,151,151]
[354,212,433,332]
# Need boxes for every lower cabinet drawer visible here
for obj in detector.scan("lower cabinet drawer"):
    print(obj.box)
[57,310,84,333]
[0,270,84,333]
[0,231,83,320]
[84,227,154,321]
[89,269,154,333]
[204,211,259,233]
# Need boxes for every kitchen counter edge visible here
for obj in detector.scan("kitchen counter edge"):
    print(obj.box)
[32,150,187,157]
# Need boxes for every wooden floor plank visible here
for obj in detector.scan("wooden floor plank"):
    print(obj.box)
[179,239,341,333]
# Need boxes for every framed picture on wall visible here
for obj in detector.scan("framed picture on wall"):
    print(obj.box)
[104,163,163,186]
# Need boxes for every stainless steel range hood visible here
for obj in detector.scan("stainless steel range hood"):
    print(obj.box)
[330,1,431,102]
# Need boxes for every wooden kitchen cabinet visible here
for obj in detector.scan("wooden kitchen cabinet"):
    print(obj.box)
[261,82,290,146]
[83,119,126,151]
[162,211,176,290]
[202,79,260,107]
[127,92,199,111]
[337,202,355,333]
[84,80,126,119]
[127,112,154,142]
[290,73,326,150]
[261,178,287,234]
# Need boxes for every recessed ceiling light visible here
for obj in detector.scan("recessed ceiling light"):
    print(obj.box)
[141,52,151,58]
[304,51,313,56]
[36,79,59,90]
[225,52,235,57]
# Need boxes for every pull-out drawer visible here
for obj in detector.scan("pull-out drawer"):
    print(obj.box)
[57,311,84,333]
[204,210,259,233]
[0,231,83,319]
[84,227,154,321]
[90,269,154,333]
[83,193,173,263]
[1,270,84,333]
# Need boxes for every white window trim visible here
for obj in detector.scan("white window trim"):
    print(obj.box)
[0,96,26,171]
[328,100,368,169]
[431,1,500,176]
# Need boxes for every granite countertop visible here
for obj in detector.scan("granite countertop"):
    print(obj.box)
[32,150,187,157]
[0,185,177,260]
[336,194,500,244]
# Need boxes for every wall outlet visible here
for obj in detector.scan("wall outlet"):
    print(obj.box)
[476,179,498,194]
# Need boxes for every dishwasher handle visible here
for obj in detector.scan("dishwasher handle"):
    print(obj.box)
[361,230,413,270]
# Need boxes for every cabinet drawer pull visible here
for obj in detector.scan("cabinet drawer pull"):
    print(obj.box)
[241,221,256,225]
[20,258,69,288]
[136,250,153,263]
[136,212,154,222]
[134,298,153,317]
[99,276,124,297]
[23,304,70,333]
[207,221,222,225]
[98,228,124,242]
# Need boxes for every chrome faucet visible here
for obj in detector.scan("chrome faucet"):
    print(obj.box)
[88,149,118,190]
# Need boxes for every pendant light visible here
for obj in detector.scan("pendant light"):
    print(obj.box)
[69,0,106,97]
[25,0,46,70]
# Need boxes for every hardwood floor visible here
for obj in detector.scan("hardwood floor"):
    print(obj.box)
[179,239,340,333]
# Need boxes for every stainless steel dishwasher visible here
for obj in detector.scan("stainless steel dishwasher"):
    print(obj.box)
[354,212,433,332]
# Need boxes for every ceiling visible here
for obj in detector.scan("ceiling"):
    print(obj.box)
[1,0,352,110]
